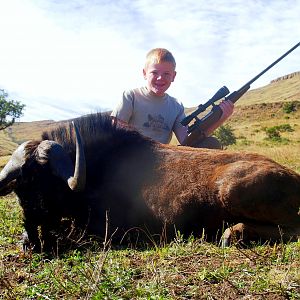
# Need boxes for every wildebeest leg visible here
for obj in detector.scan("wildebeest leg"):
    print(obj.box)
[22,221,41,252]
[221,222,300,247]
[23,216,62,252]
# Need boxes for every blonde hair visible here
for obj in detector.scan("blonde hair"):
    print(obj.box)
[145,48,176,68]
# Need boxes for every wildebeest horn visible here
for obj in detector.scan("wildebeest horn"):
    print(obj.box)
[47,121,86,191]
[0,141,29,192]
[68,121,86,191]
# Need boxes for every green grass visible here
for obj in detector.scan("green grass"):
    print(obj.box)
[1,195,300,299]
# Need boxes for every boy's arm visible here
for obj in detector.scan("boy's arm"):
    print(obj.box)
[173,107,188,145]
[174,125,188,145]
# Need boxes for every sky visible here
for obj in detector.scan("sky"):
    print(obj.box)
[0,0,299,122]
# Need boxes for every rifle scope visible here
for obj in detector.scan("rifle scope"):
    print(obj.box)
[181,86,229,126]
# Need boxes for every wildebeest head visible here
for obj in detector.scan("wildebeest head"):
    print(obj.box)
[0,122,86,194]
[0,122,87,251]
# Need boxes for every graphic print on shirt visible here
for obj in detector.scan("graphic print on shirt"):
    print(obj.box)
[143,114,170,132]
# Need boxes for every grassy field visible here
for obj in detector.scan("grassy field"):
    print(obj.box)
[1,195,300,299]
[0,72,300,299]
[226,100,300,173]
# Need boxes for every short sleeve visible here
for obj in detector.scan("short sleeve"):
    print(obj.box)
[110,90,135,122]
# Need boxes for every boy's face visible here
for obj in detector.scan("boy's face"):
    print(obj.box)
[143,61,176,96]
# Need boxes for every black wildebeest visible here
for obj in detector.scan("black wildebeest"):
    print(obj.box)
[0,113,300,251]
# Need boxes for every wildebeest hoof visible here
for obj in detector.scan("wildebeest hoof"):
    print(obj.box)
[221,223,245,247]
[21,231,31,252]
[21,231,41,253]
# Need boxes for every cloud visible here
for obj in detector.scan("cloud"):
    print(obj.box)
[0,0,299,121]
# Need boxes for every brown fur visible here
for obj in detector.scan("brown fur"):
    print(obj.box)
[142,144,300,244]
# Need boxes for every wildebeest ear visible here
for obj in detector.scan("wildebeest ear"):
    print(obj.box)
[0,179,17,196]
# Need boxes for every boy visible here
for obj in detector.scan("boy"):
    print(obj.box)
[111,48,234,148]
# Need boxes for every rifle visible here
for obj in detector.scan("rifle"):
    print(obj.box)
[181,42,300,147]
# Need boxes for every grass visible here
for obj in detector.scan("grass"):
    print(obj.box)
[1,194,300,299]
[226,101,300,173]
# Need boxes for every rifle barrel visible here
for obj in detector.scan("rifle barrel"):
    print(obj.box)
[237,42,300,93]
[182,42,300,131]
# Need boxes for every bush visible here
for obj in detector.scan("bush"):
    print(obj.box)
[214,125,236,147]
[276,124,294,132]
[264,123,294,142]
[283,102,297,114]
[265,127,281,141]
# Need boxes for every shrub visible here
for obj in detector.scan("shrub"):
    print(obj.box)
[276,124,294,132]
[264,123,294,142]
[283,102,297,114]
[214,125,236,147]
[265,127,281,141]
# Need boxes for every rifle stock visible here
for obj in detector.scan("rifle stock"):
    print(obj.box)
[182,42,300,147]
[181,106,224,147]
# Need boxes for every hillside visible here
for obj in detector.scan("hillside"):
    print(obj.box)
[236,71,300,106]
[184,71,300,115]
[0,71,299,170]
[0,120,67,156]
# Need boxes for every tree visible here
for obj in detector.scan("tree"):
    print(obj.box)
[0,89,25,130]
[214,124,236,147]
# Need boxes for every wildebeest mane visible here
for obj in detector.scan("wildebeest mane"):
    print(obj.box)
[41,112,157,163]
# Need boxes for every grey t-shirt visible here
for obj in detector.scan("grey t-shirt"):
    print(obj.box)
[111,87,186,144]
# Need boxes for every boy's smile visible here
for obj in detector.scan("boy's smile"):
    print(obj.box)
[143,62,176,96]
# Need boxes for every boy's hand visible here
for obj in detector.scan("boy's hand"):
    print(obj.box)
[219,100,234,119]
[202,100,234,137]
